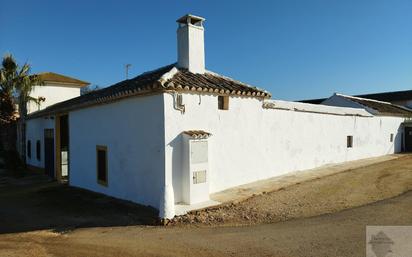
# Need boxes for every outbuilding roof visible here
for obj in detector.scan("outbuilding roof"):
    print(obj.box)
[299,89,412,104]
[353,89,412,103]
[37,72,90,87]
[335,94,412,117]
[28,64,271,119]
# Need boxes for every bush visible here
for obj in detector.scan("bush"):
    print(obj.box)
[0,150,25,175]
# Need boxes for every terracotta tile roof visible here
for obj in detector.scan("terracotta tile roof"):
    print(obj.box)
[37,72,90,87]
[183,130,212,139]
[337,94,412,117]
[166,69,269,97]
[28,64,271,119]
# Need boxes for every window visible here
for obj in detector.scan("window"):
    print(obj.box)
[96,146,108,186]
[390,134,394,143]
[347,136,353,148]
[193,170,207,184]
[36,140,41,161]
[27,140,31,158]
[218,95,229,110]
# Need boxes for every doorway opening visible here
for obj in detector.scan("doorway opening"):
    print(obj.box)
[55,114,70,182]
[405,127,412,152]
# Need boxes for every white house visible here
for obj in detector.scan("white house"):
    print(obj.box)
[301,89,412,109]
[28,72,89,113]
[18,72,90,170]
[25,14,412,219]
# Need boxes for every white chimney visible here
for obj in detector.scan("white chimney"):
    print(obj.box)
[177,14,205,74]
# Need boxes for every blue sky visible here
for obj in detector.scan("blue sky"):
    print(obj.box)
[1,0,411,100]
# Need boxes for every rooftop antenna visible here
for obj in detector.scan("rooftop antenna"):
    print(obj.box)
[125,64,132,79]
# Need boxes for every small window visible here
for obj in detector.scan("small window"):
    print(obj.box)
[27,140,31,158]
[96,146,108,186]
[36,140,41,161]
[390,134,394,143]
[218,96,229,110]
[347,136,353,148]
[193,170,207,184]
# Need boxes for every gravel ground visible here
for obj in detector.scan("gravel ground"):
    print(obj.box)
[168,154,412,226]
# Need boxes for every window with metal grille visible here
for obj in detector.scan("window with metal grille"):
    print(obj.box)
[218,96,229,110]
[347,136,353,148]
[36,140,41,160]
[27,140,31,158]
[193,170,206,184]
[96,146,108,186]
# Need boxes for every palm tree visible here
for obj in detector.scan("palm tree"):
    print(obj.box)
[0,54,43,161]
[0,55,18,123]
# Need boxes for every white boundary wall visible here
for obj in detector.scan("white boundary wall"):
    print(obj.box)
[69,95,166,210]
[164,93,404,204]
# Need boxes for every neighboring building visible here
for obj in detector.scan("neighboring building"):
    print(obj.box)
[300,89,412,108]
[25,14,412,219]
[322,93,412,117]
[15,72,89,158]
[28,72,90,113]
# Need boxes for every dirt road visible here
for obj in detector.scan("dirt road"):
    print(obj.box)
[1,191,411,257]
[0,154,411,256]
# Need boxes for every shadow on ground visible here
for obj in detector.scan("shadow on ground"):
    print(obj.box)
[0,171,158,234]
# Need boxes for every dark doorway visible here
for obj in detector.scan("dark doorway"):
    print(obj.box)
[405,127,412,152]
[59,115,69,179]
[44,129,55,177]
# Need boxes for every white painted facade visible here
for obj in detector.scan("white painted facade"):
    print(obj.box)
[164,93,404,209]
[69,95,166,210]
[26,93,405,218]
[27,83,82,114]
[25,117,55,168]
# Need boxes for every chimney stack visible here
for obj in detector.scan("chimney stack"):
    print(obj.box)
[176,14,205,74]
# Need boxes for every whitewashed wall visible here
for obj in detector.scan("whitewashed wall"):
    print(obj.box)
[164,93,404,204]
[25,117,55,168]
[28,83,81,113]
[25,91,406,218]
[69,95,166,210]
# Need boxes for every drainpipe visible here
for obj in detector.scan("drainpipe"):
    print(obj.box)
[171,92,185,114]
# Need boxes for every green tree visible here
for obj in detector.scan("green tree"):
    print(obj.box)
[0,54,43,161]
[0,55,17,123]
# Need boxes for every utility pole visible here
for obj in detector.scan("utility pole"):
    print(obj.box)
[125,64,132,79]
